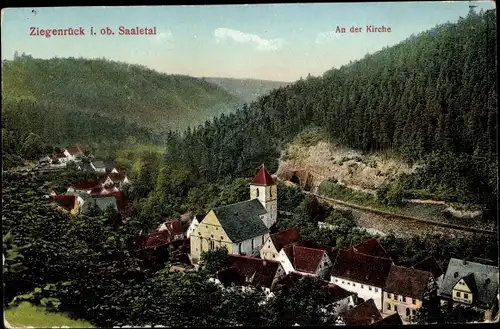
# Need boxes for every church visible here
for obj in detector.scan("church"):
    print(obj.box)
[189,165,278,264]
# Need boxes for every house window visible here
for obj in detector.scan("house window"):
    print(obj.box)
[406,308,410,317]
[387,303,391,311]
[361,285,364,289]
[412,309,416,316]
[402,297,406,302]
[238,244,242,254]
[251,239,254,250]
[272,254,275,258]
[369,286,372,291]
[262,236,265,244]
[353,283,356,287]
[388,293,392,299]
[464,293,468,299]
[255,189,259,197]
[335,279,338,282]
[210,240,215,250]
[456,291,461,297]
[412,299,416,305]
[215,227,218,230]
[375,288,378,292]
[342,281,345,284]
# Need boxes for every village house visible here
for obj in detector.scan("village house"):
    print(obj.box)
[383,265,437,322]
[213,255,286,295]
[335,298,383,325]
[67,179,102,194]
[350,238,392,259]
[330,249,393,311]
[81,195,118,215]
[53,152,69,165]
[108,172,130,187]
[91,160,107,173]
[260,227,300,260]
[438,258,499,321]
[190,166,277,264]
[157,220,186,241]
[186,213,205,238]
[277,244,333,280]
[63,146,84,161]
[412,256,444,287]
[51,194,80,215]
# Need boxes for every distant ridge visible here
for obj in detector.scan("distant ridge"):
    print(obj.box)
[204,77,291,104]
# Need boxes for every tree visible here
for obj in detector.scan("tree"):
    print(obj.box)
[200,246,229,274]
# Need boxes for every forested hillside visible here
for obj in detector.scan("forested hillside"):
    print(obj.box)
[163,10,497,210]
[1,56,242,140]
[205,77,291,103]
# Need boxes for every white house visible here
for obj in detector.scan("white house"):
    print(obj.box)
[260,227,300,260]
[330,249,393,311]
[277,244,333,280]
[186,213,204,238]
[63,146,84,161]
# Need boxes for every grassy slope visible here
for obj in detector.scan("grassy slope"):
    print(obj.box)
[4,302,94,328]
[1,57,242,132]
[204,77,291,103]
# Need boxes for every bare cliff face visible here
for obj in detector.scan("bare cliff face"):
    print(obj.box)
[277,139,411,193]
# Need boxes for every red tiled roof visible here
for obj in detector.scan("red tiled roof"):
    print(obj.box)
[52,195,76,211]
[284,245,327,274]
[90,186,104,195]
[161,220,184,235]
[143,230,171,249]
[372,312,403,325]
[342,299,382,325]
[331,249,393,287]
[351,238,391,259]
[55,152,67,158]
[384,265,432,299]
[227,254,281,289]
[71,179,101,190]
[251,166,276,186]
[325,283,354,302]
[65,146,83,155]
[270,227,300,251]
[412,256,444,279]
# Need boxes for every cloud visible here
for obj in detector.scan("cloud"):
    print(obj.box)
[150,30,173,46]
[315,30,342,44]
[214,27,284,51]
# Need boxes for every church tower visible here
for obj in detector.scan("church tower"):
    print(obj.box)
[250,164,277,228]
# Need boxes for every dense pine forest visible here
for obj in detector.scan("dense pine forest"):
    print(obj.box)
[1,55,242,140]
[162,10,497,211]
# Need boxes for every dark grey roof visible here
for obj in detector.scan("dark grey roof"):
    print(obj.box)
[439,258,499,307]
[212,199,268,243]
[82,196,117,214]
[92,160,105,169]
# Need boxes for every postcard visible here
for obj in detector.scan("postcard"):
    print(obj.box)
[1,2,498,328]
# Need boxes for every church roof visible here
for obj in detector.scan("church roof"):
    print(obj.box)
[212,199,269,243]
[251,166,276,186]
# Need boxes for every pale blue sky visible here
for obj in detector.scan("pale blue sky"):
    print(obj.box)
[1,2,496,82]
